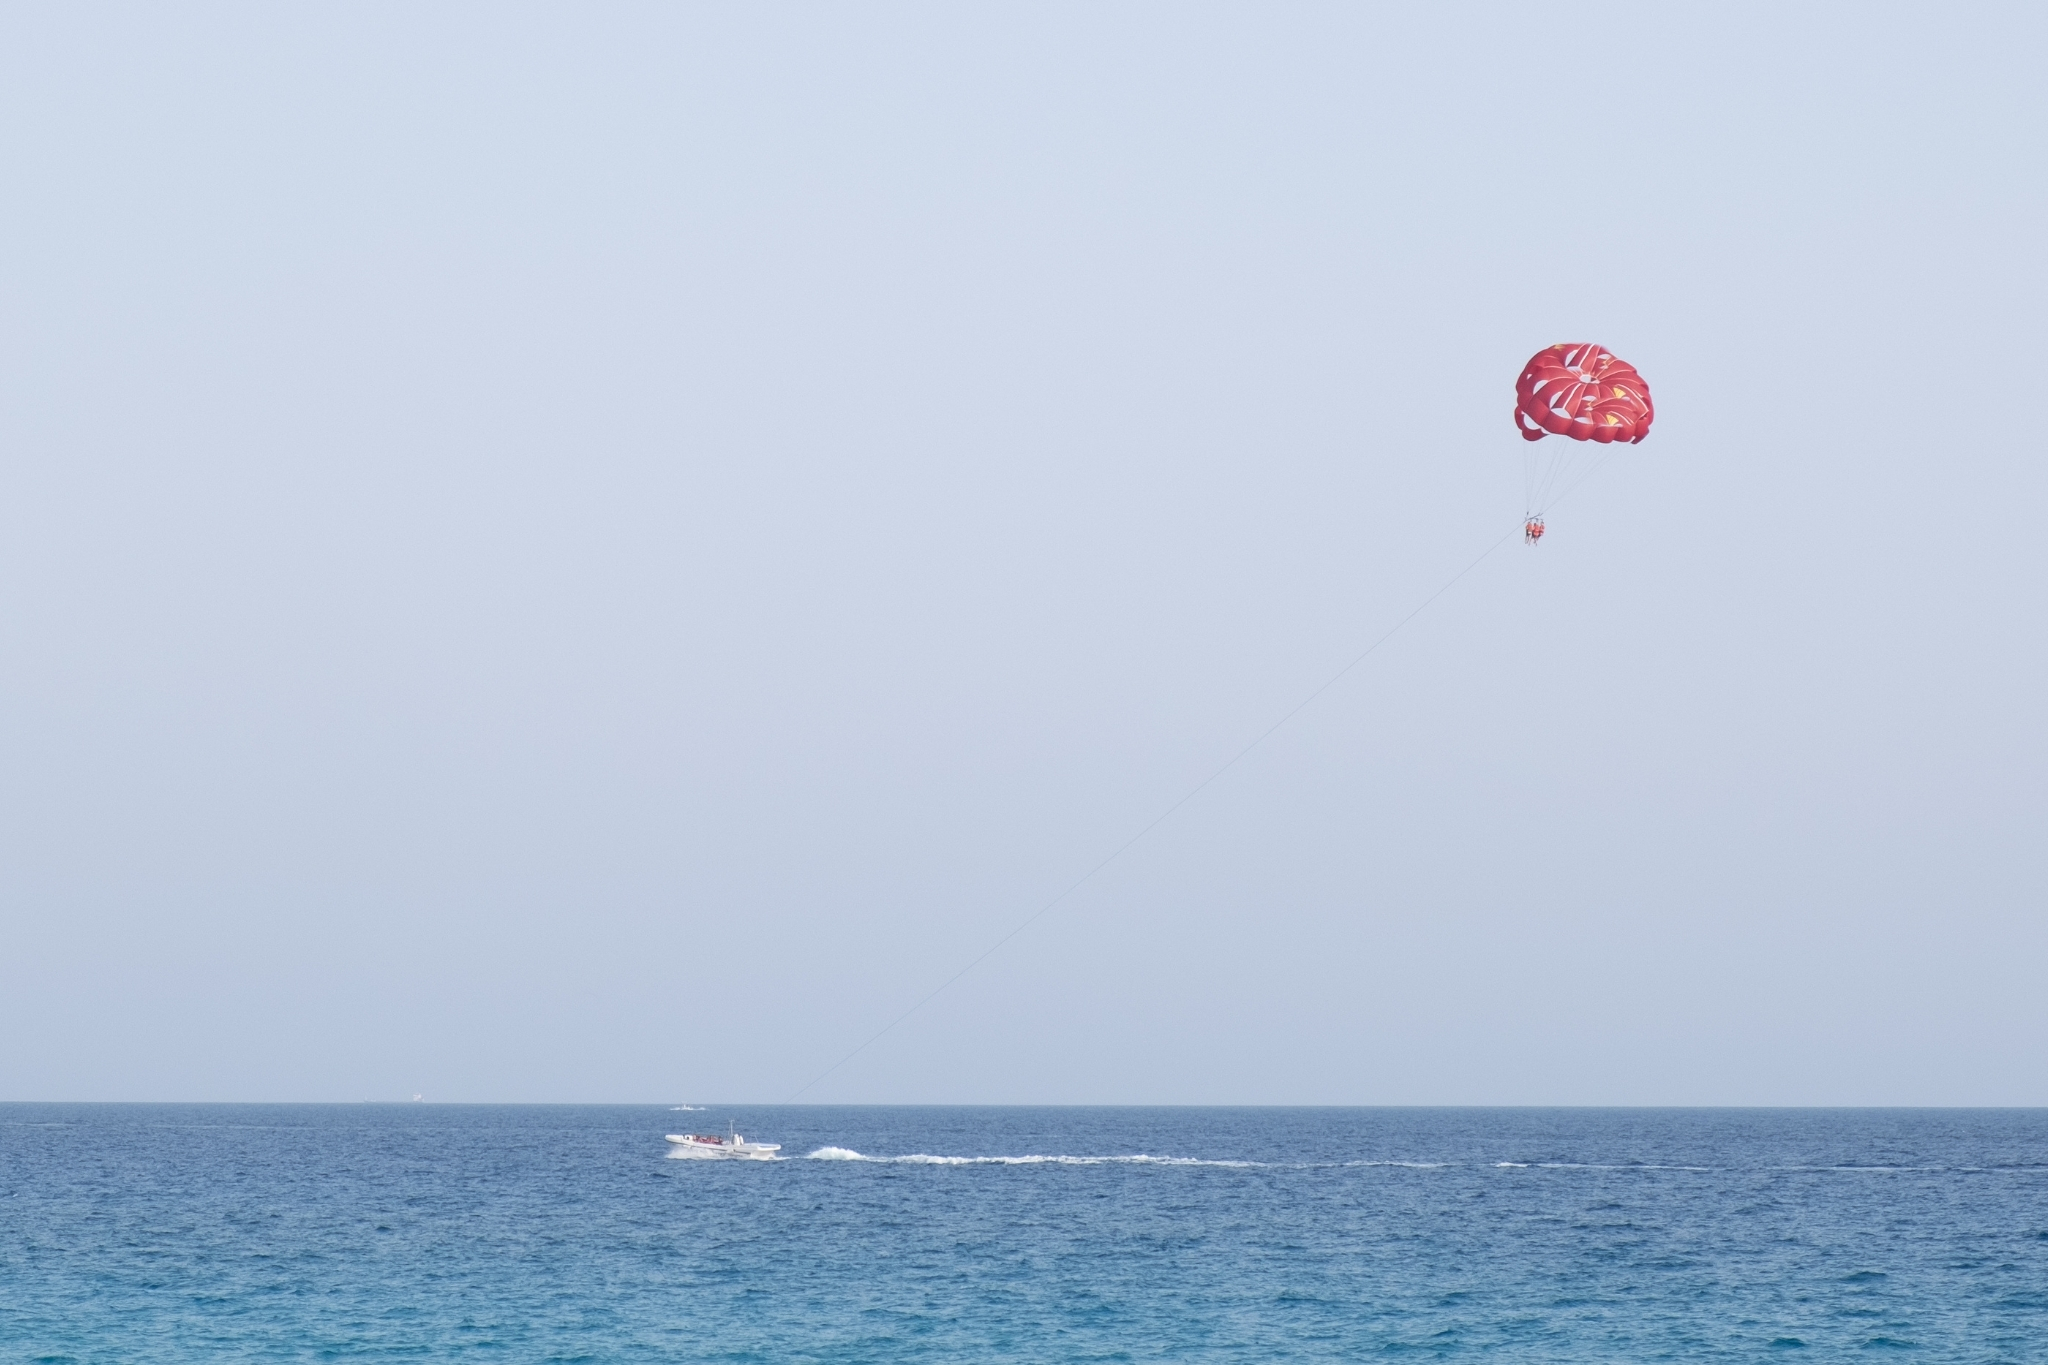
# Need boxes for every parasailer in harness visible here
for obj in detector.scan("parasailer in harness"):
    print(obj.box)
[1524,517,1545,544]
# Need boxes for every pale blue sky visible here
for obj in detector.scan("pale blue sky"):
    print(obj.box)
[2,3,2042,1103]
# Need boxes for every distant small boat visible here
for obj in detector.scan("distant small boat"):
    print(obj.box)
[665,1128,781,1160]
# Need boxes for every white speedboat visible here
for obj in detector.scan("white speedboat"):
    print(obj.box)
[665,1128,781,1160]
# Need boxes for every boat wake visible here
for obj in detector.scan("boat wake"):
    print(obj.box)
[695,1148,2046,1174]
[804,1147,1262,1167]
[803,1147,1458,1168]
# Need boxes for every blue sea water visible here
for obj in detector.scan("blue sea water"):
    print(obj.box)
[3,1106,2045,1361]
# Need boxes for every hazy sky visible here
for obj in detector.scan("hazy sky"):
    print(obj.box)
[3,3,2043,1105]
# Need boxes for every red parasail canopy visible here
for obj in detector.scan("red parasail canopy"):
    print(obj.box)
[1514,344,1653,444]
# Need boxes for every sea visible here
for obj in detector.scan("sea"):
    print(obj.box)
[3,1105,2044,1362]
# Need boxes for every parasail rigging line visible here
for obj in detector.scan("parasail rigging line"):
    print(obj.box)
[1535,440,1625,520]
[784,521,1520,1102]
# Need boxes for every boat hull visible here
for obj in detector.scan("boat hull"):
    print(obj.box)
[664,1134,780,1160]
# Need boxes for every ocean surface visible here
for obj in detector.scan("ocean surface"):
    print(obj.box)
[3,1106,2045,1362]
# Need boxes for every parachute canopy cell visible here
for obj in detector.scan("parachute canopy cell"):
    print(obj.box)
[1514,343,1653,444]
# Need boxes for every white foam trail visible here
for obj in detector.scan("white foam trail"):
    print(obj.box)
[1344,1160,1447,1169]
[1532,1162,1714,1172]
[802,1148,1259,1167]
[1775,1165,1965,1173]
[668,1105,704,1111]
[788,1153,2022,1174]
[769,1152,2048,1174]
